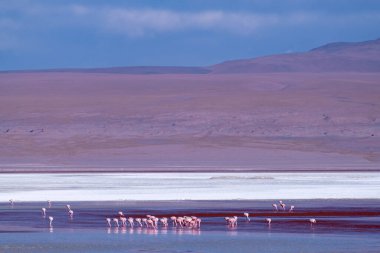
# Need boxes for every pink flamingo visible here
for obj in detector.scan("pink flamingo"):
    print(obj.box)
[280,201,286,211]
[228,216,238,227]
[224,217,230,224]
[47,200,52,208]
[120,217,127,227]
[142,218,148,227]
[309,218,317,226]
[266,218,271,225]
[196,218,201,228]
[184,217,192,227]
[272,204,278,212]
[177,217,184,227]
[147,219,156,229]
[48,216,54,227]
[135,218,143,227]
[170,216,177,226]
[160,218,167,227]
[41,208,46,217]
[68,210,74,218]
[106,218,112,227]
[113,218,119,227]
[66,204,71,211]
[243,212,250,221]
[289,205,295,212]
[160,217,168,227]
[190,216,198,227]
[128,217,134,227]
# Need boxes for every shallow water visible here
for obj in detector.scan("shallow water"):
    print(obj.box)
[0,200,379,253]
[1,230,380,253]
[1,172,380,201]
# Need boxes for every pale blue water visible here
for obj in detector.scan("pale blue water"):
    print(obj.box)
[1,230,379,253]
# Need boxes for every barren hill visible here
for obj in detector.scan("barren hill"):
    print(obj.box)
[211,38,380,73]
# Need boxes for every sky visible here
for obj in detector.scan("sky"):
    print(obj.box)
[1,0,380,70]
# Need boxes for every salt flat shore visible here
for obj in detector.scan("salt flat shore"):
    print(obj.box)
[1,172,379,201]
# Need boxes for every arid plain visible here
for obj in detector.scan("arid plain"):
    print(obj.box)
[1,71,379,172]
[1,39,380,172]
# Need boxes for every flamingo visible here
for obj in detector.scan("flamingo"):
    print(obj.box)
[184,217,193,227]
[128,217,134,227]
[196,218,201,228]
[66,204,71,211]
[68,210,74,218]
[224,217,230,224]
[147,219,156,229]
[170,216,177,226]
[243,212,250,221]
[272,204,278,212]
[135,218,143,227]
[266,218,272,225]
[190,216,198,227]
[142,218,148,227]
[160,218,167,227]
[309,218,317,226]
[152,217,159,228]
[112,218,119,227]
[47,200,52,208]
[280,203,286,211]
[41,208,46,217]
[120,217,127,227]
[289,205,295,212]
[160,217,168,227]
[106,218,112,227]
[48,216,54,227]
[228,216,238,227]
[177,217,184,227]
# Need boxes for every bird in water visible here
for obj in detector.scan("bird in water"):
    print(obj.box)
[243,212,250,221]
[48,216,54,228]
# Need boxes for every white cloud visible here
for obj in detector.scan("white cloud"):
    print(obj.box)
[69,7,284,37]
[2,2,380,39]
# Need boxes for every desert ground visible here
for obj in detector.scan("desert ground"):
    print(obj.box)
[0,71,379,172]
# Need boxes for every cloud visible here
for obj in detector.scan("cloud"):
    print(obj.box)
[2,2,380,40]
[68,6,287,37]
[67,6,380,37]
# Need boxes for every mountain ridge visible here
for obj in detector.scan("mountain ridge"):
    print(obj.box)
[1,38,379,74]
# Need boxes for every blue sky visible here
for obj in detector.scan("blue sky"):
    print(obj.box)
[1,0,380,70]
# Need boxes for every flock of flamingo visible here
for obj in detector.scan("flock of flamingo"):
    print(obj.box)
[8,199,317,229]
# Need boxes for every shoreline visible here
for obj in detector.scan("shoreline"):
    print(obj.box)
[1,166,380,174]
[2,172,379,201]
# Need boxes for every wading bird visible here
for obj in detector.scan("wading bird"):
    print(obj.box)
[106,218,111,227]
[68,210,74,218]
[113,218,119,227]
[49,216,54,227]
